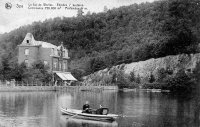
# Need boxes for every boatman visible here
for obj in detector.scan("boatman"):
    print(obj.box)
[96,105,103,114]
[82,101,90,113]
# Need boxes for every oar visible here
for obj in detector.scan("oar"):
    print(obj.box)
[118,114,137,118]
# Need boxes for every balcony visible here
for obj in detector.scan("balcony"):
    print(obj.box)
[52,67,68,72]
[50,52,70,59]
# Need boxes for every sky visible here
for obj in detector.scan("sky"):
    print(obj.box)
[0,0,155,34]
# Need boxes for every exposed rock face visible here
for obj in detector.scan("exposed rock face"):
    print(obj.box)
[83,53,200,84]
[124,54,200,80]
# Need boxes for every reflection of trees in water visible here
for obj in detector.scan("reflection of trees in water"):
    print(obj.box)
[0,92,57,127]
[194,96,200,126]
[175,83,200,126]
[193,62,200,126]
[194,84,200,126]
[0,93,26,116]
[176,97,185,127]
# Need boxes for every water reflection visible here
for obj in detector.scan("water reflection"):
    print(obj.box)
[60,116,118,127]
[0,92,59,127]
[0,90,199,127]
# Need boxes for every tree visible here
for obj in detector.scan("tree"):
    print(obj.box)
[135,74,141,84]
[30,61,52,83]
[163,0,198,54]
[0,53,12,81]
[71,69,85,81]
[149,72,155,83]
[0,0,200,79]
[10,62,28,81]
[86,11,91,15]
[89,57,106,73]
[77,8,84,17]
[166,69,194,93]
[103,6,108,12]
[157,68,167,82]
[115,69,129,89]
[129,70,135,82]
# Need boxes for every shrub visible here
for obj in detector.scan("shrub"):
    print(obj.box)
[129,82,140,89]
[135,74,141,84]
[27,61,52,83]
[142,83,163,89]
[156,68,167,82]
[149,72,155,83]
[165,69,195,93]
[102,75,112,84]
[71,69,85,81]
[110,69,136,89]
[166,67,173,75]
[115,70,130,89]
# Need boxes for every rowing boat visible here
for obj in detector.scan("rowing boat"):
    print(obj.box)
[60,107,118,122]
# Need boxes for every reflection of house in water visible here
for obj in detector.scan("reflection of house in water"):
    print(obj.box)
[18,33,77,85]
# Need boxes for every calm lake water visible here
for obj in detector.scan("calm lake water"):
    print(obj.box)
[0,90,199,127]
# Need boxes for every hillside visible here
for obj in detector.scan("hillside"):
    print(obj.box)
[83,53,200,81]
[0,0,200,80]
[82,53,200,91]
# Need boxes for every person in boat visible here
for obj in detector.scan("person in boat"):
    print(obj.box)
[96,105,109,115]
[82,101,91,113]
[99,105,103,109]
[96,105,103,115]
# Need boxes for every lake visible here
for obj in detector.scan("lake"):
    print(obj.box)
[0,89,199,127]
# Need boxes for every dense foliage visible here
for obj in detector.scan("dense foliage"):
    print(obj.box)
[0,54,52,84]
[164,69,195,93]
[0,0,200,79]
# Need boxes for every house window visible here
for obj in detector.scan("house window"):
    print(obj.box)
[54,62,57,69]
[63,51,65,57]
[27,40,29,43]
[63,62,66,70]
[51,48,54,55]
[44,61,48,65]
[65,50,68,58]
[58,50,61,57]
[65,62,67,71]
[54,49,57,56]
[59,62,62,70]
[25,49,29,55]
[24,59,29,67]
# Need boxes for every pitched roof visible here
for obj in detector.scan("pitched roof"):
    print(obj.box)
[20,33,57,48]
[40,41,57,48]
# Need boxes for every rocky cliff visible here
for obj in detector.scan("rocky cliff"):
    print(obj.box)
[83,53,200,85]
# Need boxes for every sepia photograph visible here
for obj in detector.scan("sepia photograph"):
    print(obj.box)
[0,0,200,127]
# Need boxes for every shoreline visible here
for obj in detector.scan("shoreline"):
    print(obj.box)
[0,86,61,92]
[0,85,118,92]
[0,85,170,92]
